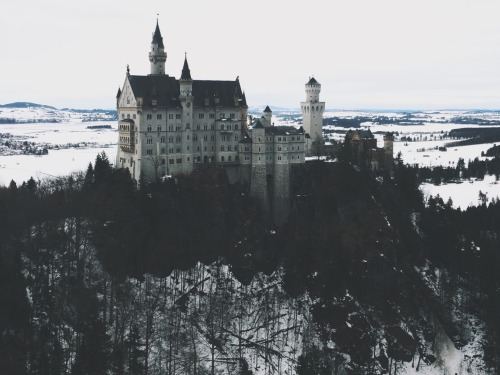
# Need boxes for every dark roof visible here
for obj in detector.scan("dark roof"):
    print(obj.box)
[127,75,246,109]
[265,126,304,136]
[264,105,272,113]
[128,75,181,108]
[191,79,246,107]
[181,55,192,80]
[307,77,319,85]
[152,22,165,48]
[253,119,265,129]
[116,87,121,98]
[358,129,374,139]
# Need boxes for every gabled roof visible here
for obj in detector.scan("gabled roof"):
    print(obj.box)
[253,119,265,129]
[128,75,181,108]
[264,105,272,113]
[152,21,165,48]
[180,55,192,80]
[192,79,246,107]
[126,74,246,109]
[307,77,319,85]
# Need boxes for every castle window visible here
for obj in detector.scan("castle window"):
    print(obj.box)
[169,136,174,143]
[221,124,225,130]
[230,113,235,119]
[127,114,130,119]
[297,136,301,141]
[157,114,162,119]
[220,113,225,118]
[221,156,225,162]
[169,114,174,119]
[209,113,215,119]
[278,156,282,160]
[146,149,153,155]
[176,114,181,119]
[176,136,181,142]
[121,113,125,119]
[161,148,165,154]
[157,126,161,132]
[197,147,200,151]
[211,135,215,141]
[147,126,152,132]
[161,136,166,143]
[169,159,174,164]
[228,155,232,161]
[284,137,287,141]
[196,125,200,130]
[147,137,152,144]
[228,145,232,151]
[204,135,208,141]
[204,124,208,130]
[220,145,225,151]
[176,148,181,153]
[176,126,181,131]
[169,125,173,131]
[278,137,281,141]
[234,124,238,130]
[278,146,282,151]
[211,124,215,130]
[197,156,201,162]
[199,113,205,119]
[169,148,173,153]
[187,135,190,140]
[234,135,239,141]
[147,114,152,119]
[193,135,198,141]
[162,159,166,164]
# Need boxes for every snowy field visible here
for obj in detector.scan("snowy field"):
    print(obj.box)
[0,121,117,186]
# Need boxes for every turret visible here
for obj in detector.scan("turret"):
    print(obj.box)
[263,105,272,126]
[383,132,394,168]
[305,77,321,102]
[300,76,325,155]
[149,21,167,75]
[179,54,192,99]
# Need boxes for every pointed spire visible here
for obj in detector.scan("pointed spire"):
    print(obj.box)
[264,105,272,113]
[181,53,192,80]
[116,87,122,99]
[152,20,164,48]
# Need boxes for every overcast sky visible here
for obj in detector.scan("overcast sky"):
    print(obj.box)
[1,0,499,110]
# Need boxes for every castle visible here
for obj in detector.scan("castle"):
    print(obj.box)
[344,129,394,171]
[115,21,325,225]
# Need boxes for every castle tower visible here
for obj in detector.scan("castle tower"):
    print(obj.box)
[149,21,167,75]
[179,54,194,174]
[250,120,268,214]
[300,77,325,154]
[263,105,272,125]
[383,132,394,169]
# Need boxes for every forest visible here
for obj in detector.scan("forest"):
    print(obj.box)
[0,150,499,374]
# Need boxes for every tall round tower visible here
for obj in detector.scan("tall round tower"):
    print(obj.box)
[149,21,167,75]
[300,77,325,155]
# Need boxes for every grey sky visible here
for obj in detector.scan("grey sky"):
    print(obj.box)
[1,0,499,110]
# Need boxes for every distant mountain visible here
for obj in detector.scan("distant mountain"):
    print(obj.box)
[0,102,57,110]
[0,102,117,124]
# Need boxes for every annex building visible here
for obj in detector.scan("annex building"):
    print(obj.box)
[115,21,325,224]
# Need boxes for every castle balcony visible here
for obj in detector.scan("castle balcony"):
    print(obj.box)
[119,119,135,153]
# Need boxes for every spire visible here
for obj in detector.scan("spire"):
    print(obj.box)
[152,20,164,48]
[181,53,192,80]
[264,105,272,113]
[116,87,122,99]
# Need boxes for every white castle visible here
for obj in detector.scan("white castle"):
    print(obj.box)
[115,21,325,224]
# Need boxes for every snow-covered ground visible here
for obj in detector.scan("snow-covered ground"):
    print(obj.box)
[0,121,117,186]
